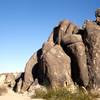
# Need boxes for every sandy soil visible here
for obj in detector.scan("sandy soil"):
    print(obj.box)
[0,89,44,100]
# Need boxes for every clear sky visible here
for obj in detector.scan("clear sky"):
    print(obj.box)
[0,0,99,73]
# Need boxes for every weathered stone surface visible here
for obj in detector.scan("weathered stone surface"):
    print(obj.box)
[24,53,38,84]
[62,34,82,45]
[61,21,89,87]
[5,73,16,87]
[21,49,41,91]
[48,20,78,45]
[66,42,89,87]
[21,49,42,92]
[42,43,74,88]
[84,21,100,88]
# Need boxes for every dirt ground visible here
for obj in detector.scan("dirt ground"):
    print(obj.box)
[0,89,44,100]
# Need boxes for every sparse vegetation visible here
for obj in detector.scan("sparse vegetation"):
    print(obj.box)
[31,87,99,100]
[0,86,8,96]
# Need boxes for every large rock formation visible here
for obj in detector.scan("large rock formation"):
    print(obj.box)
[42,43,74,88]
[12,8,100,93]
[83,20,100,89]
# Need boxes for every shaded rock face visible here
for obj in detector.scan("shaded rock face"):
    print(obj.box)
[65,42,89,87]
[13,72,24,92]
[21,49,42,91]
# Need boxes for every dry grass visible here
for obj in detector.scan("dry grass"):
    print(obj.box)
[31,87,99,100]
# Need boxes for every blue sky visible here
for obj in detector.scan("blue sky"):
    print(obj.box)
[0,0,99,73]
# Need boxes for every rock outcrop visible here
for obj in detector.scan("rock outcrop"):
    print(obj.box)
[83,20,100,89]
[0,73,19,88]
[1,8,100,94]
[14,8,100,93]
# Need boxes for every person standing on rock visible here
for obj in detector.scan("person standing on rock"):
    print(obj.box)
[48,20,89,87]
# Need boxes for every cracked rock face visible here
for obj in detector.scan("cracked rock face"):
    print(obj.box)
[42,43,74,88]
